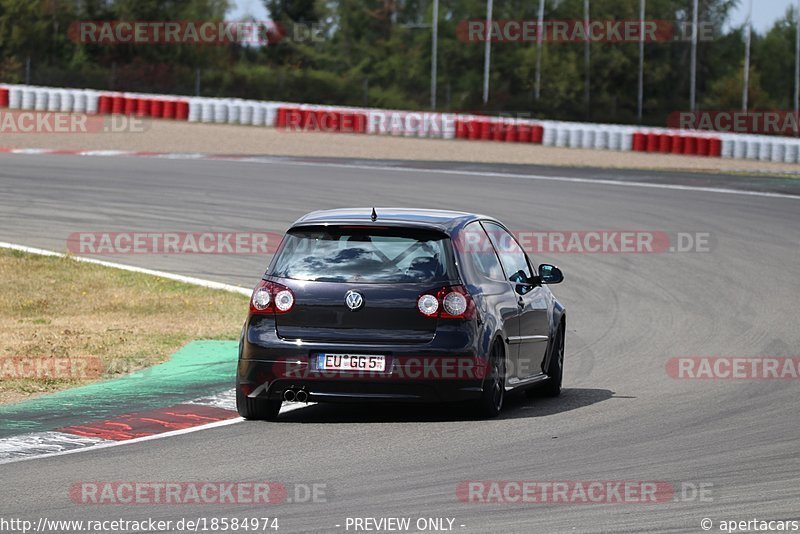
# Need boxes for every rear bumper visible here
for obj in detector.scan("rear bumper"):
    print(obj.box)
[238,360,486,403]
[239,318,486,403]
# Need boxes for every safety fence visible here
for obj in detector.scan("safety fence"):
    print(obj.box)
[1,83,798,163]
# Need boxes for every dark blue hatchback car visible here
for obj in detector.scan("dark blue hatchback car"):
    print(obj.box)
[237,208,565,420]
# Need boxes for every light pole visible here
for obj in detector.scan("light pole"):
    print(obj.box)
[742,0,752,112]
[431,0,439,110]
[535,0,545,101]
[483,0,493,105]
[795,0,800,118]
[637,0,646,122]
[690,0,699,112]
[584,0,591,119]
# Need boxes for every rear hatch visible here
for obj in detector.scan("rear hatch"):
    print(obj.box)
[269,225,457,344]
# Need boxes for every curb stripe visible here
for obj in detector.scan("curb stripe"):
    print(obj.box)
[58,404,239,441]
[0,401,313,466]
[0,432,109,462]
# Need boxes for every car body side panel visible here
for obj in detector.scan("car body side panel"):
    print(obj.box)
[450,223,522,385]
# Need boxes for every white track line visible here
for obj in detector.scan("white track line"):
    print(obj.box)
[233,157,800,201]
[0,242,251,296]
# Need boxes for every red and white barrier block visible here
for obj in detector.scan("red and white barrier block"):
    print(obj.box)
[0,84,190,121]
[3,83,800,163]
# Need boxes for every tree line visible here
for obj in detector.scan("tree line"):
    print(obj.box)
[0,0,797,126]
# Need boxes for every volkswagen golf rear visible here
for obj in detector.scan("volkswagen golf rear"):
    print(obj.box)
[237,208,565,421]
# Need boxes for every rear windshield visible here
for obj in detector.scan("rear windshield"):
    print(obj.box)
[270,226,454,284]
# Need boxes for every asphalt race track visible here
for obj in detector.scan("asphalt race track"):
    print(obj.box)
[1,153,799,533]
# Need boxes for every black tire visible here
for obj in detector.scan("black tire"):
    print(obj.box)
[236,386,282,421]
[539,323,565,398]
[475,340,506,419]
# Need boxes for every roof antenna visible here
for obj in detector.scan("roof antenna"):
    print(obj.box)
[370,207,378,222]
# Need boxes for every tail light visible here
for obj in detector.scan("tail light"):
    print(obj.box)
[417,294,439,316]
[417,285,476,320]
[250,280,295,314]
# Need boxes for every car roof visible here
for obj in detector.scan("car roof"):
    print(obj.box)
[291,208,497,234]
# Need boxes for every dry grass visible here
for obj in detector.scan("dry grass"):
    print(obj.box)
[0,249,248,404]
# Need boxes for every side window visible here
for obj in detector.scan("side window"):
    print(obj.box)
[482,222,532,284]
[460,222,505,281]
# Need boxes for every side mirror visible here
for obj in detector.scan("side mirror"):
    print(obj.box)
[538,264,564,285]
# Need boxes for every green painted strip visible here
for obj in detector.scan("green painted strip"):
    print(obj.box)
[0,340,238,438]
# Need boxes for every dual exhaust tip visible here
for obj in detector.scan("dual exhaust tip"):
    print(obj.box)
[283,388,308,403]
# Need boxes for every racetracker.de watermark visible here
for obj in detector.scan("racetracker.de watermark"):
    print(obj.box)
[456,230,714,254]
[667,357,800,380]
[69,482,328,505]
[277,357,489,381]
[0,111,148,134]
[669,111,800,136]
[67,230,713,256]
[67,232,283,255]
[68,20,323,45]
[0,356,105,380]
[280,110,458,135]
[456,20,715,43]
[456,481,712,504]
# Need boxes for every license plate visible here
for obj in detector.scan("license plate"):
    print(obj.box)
[316,354,386,372]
